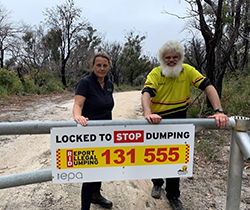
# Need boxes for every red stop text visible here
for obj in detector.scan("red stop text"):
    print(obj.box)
[114,130,144,143]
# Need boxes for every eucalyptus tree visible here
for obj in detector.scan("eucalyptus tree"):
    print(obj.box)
[67,26,102,86]
[118,30,151,86]
[0,3,19,68]
[101,41,123,86]
[166,0,245,98]
[43,0,93,87]
[236,0,250,73]
[184,38,206,74]
[188,0,244,97]
[3,24,50,86]
[41,28,62,73]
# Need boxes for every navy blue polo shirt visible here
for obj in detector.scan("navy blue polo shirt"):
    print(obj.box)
[75,71,114,120]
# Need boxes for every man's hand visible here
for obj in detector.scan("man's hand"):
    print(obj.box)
[145,114,162,124]
[208,113,229,129]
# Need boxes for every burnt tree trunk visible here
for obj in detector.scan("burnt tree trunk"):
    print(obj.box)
[196,0,243,110]
[0,41,4,68]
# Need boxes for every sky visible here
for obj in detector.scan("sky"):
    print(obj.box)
[1,0,192,56]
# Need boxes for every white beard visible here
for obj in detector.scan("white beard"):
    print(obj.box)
[161,62,183,78]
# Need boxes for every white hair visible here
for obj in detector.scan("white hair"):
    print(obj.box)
[158,40,185,65]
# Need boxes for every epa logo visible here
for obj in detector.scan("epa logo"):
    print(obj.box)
[56,171,84,181]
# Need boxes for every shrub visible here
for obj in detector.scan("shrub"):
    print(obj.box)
[114,84,142,92]
[222,73,250,117]
[0,68,24,95]
[188,106,199,118]
[23,75,39,94]
[0,85,8,97]
[36,71,64,94]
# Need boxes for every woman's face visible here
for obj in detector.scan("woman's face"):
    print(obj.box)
[92,56,110,79]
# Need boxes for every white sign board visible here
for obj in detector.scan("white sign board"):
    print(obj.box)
[51,124,195,184]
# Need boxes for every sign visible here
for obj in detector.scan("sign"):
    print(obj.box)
[51,124,195,184]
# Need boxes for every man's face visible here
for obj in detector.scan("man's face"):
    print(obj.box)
[161,51,183,78]
[163,51,180,67]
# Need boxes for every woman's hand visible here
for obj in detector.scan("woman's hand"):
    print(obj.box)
[75,116,89,126]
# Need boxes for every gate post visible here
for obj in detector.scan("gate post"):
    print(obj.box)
[226,116,250,210]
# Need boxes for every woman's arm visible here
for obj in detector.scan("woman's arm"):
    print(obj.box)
[73,95,89,126]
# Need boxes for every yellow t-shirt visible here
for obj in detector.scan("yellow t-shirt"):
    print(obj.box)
[142,64,205,117]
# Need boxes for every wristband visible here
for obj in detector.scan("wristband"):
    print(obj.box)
[214,108,224,113]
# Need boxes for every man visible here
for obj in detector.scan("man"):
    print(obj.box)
[141,40,228,210]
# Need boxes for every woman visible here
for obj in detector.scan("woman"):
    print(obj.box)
[73,52,114,210]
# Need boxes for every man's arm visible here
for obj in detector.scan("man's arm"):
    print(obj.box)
[204,85,228,129]
[141,92,162,124]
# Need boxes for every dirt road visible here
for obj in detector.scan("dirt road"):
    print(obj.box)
[0,91,250,210]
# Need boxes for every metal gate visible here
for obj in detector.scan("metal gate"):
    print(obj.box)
[0,117,249,210]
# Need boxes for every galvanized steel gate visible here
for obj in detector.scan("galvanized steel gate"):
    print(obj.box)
[0,117,249,210]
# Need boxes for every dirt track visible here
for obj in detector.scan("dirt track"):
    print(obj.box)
[0,91,250,210]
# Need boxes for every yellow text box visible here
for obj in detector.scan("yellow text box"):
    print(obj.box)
[56,144,190,169]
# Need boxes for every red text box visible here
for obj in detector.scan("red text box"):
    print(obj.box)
[114,130,144,143]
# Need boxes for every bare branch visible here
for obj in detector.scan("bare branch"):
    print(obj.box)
[161,7,193,19]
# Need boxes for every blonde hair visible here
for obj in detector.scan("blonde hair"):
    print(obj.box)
[90,52,112,68]
[158,40,185,65]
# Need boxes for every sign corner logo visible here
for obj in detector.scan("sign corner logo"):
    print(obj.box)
[177,165,188,175]
[55,171,84,182]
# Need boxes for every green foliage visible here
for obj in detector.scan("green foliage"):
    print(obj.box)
[36,71,64,94]
[222,73,250,117]
[41,29,61,62]
[0,86,8,97]
[22,75,39,94]
[188,106,199,118]
[114,84,142,92]
[195,130,228,161]
[187,71,250,118]
[189,72,249,160]
[187,87,203,118]
[0,68,24,95]
[22,70,64,94]
[0,68,64,96]
[118,31,151,86]
[195,138,216,160]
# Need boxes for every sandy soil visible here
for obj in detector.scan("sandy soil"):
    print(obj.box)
[0,91,250,210]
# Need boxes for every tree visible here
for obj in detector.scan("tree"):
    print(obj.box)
[41,28,62,71]
[0,3,19,68]
[236,0,250,73]
[163,0,246,111]
[167,1,244,94]
[7,24,51,85]
[119,30,151,86]
[193,0,244,98]
[21,26,47,70]
[184,38,206,74]
[67,26,102,85]
[43,0,91,87]
[101,41,123,86]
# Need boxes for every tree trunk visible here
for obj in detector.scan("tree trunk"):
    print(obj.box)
[16,63,25,84]
[0,41,3,68]
[61,48,70,87]
[239,1,250,72]
[61,59,67,87]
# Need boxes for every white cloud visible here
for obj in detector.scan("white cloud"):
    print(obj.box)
[2,0,190,54]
